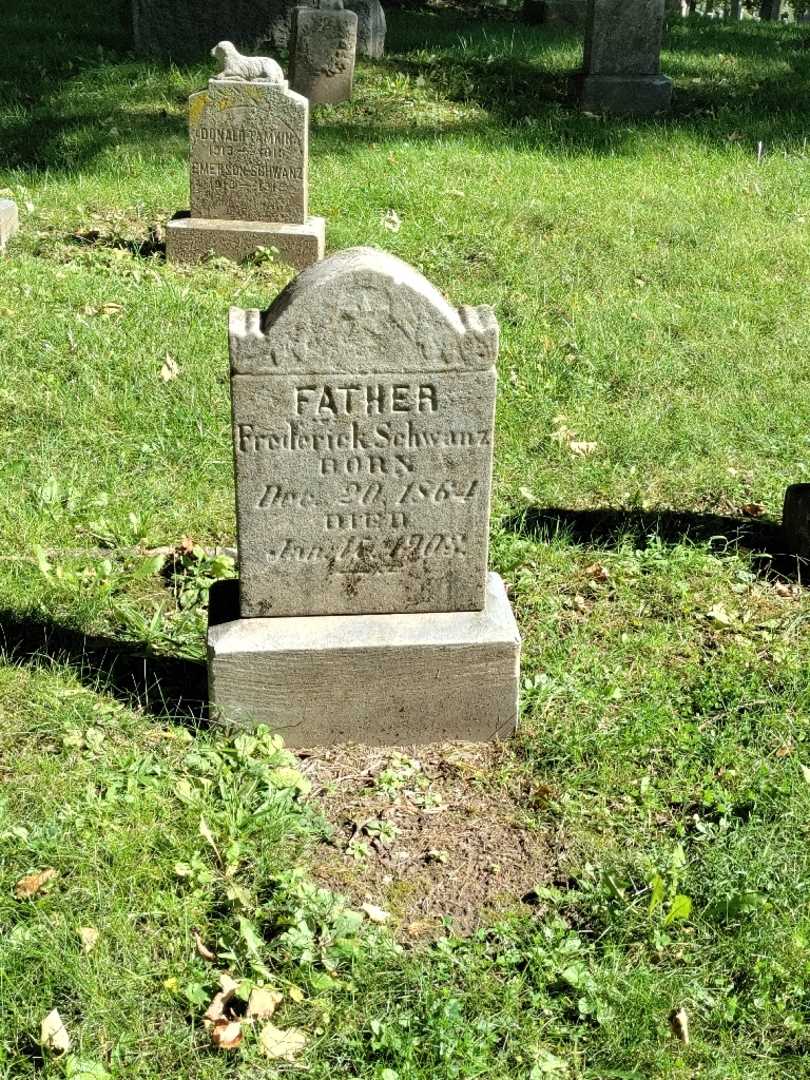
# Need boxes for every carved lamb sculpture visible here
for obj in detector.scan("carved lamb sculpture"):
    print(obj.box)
[211,41,285,82]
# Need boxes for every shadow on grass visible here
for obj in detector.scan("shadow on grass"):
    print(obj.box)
[0,610,208,722]
[505,505,809,584]
[70,226,167,258]
[2,1,808,174]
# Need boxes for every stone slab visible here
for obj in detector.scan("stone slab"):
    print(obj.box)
[583,0,666,76]
[783,484,810,560]
[166,214,325,270]
[207,572,521,745]
[190,79,308,225]
[290,4,358,105]
[131,0,293,60]
[347,0,386,58]
[229,246,499,618]
[522,0,587,27]
[0,200,18,250]
[571,73,673,115]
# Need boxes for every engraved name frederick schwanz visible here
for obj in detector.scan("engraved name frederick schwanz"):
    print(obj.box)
[237,379,487,573]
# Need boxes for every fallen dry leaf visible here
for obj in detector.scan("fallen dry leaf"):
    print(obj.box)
[773,582,796,599]
[247,986,283,1021]
[79,927,99,954]
[204,973,239,1023]
[15,867,57,899]
[159,354,179,382]
[211,1019,242,1050]
[259,1023,308,1061]
[382,209,401,233]
[801,763,810,785]
[199,817,220,860]
[741,502,765,518]
[361,902,390,924]
[568,440,597,457]
[584,562,610,582]
[99,302,124,317]
[41,1009,71,1054]
[193,929,216,963]
[551,422,578,445]
[669,1006,690,1045]
[706,603,733,627]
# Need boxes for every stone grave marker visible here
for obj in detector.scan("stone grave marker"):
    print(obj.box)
[0,200,18,250]
[348,0,386,58]
[571,0,672,115]
[131,0,294,61]
[784,484,810,560]
[208,246,521,746]
[166,47,325,269]
[290,1,358,105]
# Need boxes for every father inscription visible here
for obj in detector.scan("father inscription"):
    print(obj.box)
[230,248,497,616]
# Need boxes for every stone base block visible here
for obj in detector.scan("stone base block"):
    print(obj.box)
[0,199,18,250]
[207,573,521,746]
[570,73,673,116]
[784,484,810,560]
[166,214,325,270]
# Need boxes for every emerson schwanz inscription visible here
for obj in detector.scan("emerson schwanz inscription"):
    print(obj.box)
[229,247,499,617]
[190,79,308,224]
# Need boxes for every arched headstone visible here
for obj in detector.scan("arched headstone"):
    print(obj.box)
[208,247,521,745]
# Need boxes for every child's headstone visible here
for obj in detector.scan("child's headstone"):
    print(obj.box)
[167,45,325,269]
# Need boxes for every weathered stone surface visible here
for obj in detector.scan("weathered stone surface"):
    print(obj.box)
[290,3,358,105]
[347,0,386,58]
[229,246,499,618]
[131,0,293,60]
[784,484,810,560]
[208,572,521,745]
[583,0,666,76]
[522,0,587,27]
[166,215,325,270]
[572,0,672,115]
[572,73,672,115]
[189,79,308,225]
[0,200,18,250]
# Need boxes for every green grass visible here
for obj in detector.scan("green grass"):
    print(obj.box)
[1,3,810,1077]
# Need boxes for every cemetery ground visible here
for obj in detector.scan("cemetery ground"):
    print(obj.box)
[1,2,809,1077]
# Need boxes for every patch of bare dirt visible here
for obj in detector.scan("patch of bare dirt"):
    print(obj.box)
[296,742,563,940]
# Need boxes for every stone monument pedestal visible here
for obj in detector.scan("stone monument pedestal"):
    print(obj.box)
[208,573,520,746]
[569,73,672,116]
[166,213,325,270]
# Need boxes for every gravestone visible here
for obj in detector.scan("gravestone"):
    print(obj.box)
[784,484,810,560]
[348,0,386,58]
[166,59,325,269]
[571,0,672,115]
[522,0,587,27]
[208,246,521,746]
[131,0,293,60]
[290,1,358,105]
[0,200,18,250]
[132,0,384,58]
